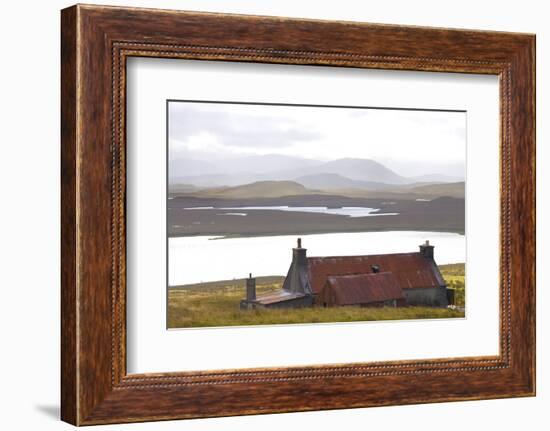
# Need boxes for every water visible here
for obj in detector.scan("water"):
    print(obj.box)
[183,206,399,217]
[169,231,465,286]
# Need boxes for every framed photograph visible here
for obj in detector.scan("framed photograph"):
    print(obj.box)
[165,100,467,330]
[61,4,535,425]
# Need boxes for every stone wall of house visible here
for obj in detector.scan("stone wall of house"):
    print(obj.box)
[403,286,448,307]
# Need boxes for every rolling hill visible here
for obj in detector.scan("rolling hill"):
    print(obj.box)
[190,180,318,199]
[295,173,398,190]
[406,182,465,198]
[175,179,465,200]
[411,173,464,183]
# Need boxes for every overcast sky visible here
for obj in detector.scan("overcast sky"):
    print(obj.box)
[168,101,466,176]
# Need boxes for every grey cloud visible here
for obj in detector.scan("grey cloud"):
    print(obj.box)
[169,103,321,149]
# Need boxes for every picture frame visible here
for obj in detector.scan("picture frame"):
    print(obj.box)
[60,4,535,425]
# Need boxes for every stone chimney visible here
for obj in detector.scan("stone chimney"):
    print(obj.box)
[282,237,313,295]
[246,273,256,301]
[419,240,434,259]
[292,237,307,266]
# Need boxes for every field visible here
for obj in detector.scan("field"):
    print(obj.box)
[440,263,466,308]
[167,263,465,329]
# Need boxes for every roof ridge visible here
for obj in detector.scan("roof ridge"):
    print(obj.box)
[327,272,394,279]
[308,252,423,260]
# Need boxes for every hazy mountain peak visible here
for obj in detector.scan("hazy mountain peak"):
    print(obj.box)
[318,158,407,184]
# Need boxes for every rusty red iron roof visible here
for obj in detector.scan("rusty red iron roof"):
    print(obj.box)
[307,252,445,294]
[254,289,306,305]
[323,272,404,305]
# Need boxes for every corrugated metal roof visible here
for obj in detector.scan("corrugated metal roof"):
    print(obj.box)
[307,252,445,294]
[323,273,404,305]
[254,290,306,305]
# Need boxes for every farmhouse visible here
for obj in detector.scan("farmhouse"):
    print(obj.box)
[240,238,453,309]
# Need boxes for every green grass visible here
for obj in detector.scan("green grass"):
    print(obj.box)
[439,263,465,308]
[168,264,466,328]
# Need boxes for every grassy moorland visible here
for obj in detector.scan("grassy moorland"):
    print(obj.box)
[167,263,465,329]
[439,263,465,307]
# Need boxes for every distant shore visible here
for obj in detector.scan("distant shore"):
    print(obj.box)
[169,225,465,240]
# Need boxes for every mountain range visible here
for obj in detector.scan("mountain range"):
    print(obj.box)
[169,155,463,189]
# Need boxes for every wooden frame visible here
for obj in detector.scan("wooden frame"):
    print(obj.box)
[61,4,535,425]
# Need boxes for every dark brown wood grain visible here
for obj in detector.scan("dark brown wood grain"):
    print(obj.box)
[60,5,78,425]
[61,4,536,426]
